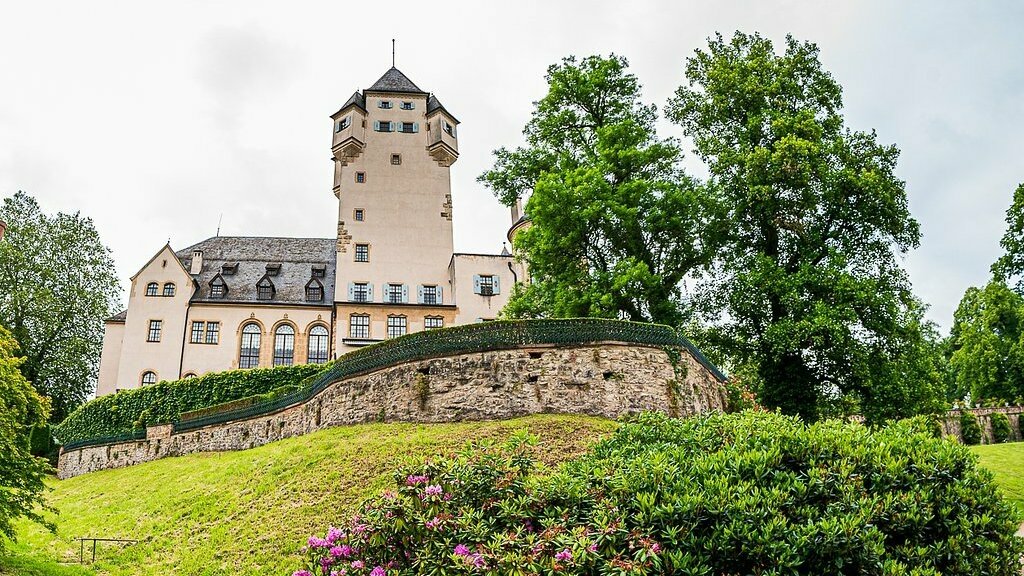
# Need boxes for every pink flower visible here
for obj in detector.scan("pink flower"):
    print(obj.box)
[587,543,598,553]
[307,536,329,548]
[555,548,572,562]
[424,484,443,496]
[425,516,442,530]
[454,544,470,556]
[471,553,486,568]
[326,526,344,544]
[650,542,661,554]
[329,546,345,558]
[369,567,386,576]
[292,571,312,576]
[406,474,429,485]
[320,557,334,569]
[351,560,364,569]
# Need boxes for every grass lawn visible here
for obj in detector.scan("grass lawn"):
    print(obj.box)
[12,415,615,576]
[971,441,1024,520]
[0,543,93,576]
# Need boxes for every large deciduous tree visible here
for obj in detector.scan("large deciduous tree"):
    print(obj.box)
[667,33,934,422]
[0,192,120,422]
[479,55,717,327]
[0,325,53,544]
[992,183,1024,291]
[947,280,1024,404]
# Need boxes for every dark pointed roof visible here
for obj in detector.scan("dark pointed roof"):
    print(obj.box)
[367,67,427,94]
[426,94,459,123]
[333,91,365,116]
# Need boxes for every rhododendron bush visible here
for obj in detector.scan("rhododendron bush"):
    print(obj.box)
[294,412,1023,575]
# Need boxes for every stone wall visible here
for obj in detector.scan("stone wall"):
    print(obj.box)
[938,406,1024,444]
[58,342,727,479]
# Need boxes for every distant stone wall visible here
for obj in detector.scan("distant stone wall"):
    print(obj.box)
[58,342,727,479]
[939,406,1024,444]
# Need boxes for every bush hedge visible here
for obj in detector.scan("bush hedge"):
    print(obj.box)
[54,364,324,446]
[990,411,1012,443]
[294,412,1023,576]
[960,411,983,445]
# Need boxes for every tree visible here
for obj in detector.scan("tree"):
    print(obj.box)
[947,280,1024,404]
[0,192,120,422]
[668,33,933,422]
[0,324,53,545]
[991,183,1024,290]
[479,55,718,326]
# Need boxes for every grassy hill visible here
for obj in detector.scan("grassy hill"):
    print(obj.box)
[3,417,1022,576]
[2,415,616,576]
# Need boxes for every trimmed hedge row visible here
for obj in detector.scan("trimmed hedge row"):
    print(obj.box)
[54,364,324,446]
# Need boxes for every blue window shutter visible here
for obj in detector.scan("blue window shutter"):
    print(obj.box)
[437,286,443,303]
[413,122,419,133]
[366,284,373,302]
[417,285,424,304]
[473,275,481,294]
[402,285,409,303]
[373,120,380,131]
[347,282,354,300]
[493,277,501,295]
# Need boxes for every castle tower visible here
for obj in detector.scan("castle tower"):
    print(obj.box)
[330,67,461,349]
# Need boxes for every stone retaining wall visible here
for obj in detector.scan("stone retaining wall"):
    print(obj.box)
[939,406,1024,444]
[58,342,727,478]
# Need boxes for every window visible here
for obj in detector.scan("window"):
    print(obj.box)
[147,320,162,342]
[183,373,197,378]
[336,116,350,132]
[354,209,364,221]
[191,321,205,343]
[399,122,416,133]
[308,325,329,364]
[386,283,405,304]
[400,101,414,110]
[390,153,401,165]
[443,121,455,137]
[312,265,326,278]
[478,275,494,296]
[375,121,393,132]
[210,276,227,298]
[239,323,261,369]
[273,324,295,367]
[141,371,157,386]
[257,277,275,300]
[145,282,159,296]
[422,285,438,305]
[355,172,366,183]
[387,315,407,339]
[306,284,323,302]
[206,322,220,344]
[265,263,281,276]
[379,100,392,109]
[161,283,175,296]
[424,316,444,330]
[352,282,370,302]
[355,244,369,262]
[349,314,370,339]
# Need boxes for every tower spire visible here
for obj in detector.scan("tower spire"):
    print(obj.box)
[392,38,395,67]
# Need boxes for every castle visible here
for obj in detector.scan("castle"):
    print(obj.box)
[96,67,527,396]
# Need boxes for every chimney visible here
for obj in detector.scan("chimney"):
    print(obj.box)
[511,197,523,223]
[0,220,6,241]
[190,250,203,274]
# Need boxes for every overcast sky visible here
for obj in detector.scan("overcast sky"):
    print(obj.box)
[2,1,1022,332]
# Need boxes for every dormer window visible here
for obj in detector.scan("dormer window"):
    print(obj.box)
[257,277,275,300]
[145,282,159,296]
[162,283,176,297]
[378,100,392,109]
[265,263,281,277]
[400,101,414,110]
[311,265,326,279]
[305,278,324,302]
[209,275,228,299]
[221,263,239,275]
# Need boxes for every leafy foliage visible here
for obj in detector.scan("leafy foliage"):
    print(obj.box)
[960,411,982,445]
[0,325,53,545]
[0,192,120,422]
[992,183,1024,291]
[990,412,1012,443]
[295,412,1023,575]
[947,279,1024,404]
[666,32,939,423]
[480,55,717,326]
[53,363,323,445]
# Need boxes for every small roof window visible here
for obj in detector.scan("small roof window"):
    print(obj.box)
[221,263,239,275]
[265,263,282,276]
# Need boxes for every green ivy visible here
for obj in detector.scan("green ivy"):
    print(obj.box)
[990,412,1012,443]
[960,411,983,445]
[54,364,324,445]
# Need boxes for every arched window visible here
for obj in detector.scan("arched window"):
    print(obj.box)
[239,323,261,369]
[273,324,295,366]
[163,282,176,296]
[145,282,159,296]
[182,372,197,378]
[307,325,329,364]
[141,371,157,386]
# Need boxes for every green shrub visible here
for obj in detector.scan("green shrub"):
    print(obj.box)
[960,411,983,445]
[990,412,1012,443]
[54,364,324,445]
[295,412,1024,575]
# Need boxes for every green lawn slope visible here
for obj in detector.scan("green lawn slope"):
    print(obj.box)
[7,415,615,576]
[972,442,1024,520]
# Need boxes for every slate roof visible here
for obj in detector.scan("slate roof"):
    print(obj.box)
[106,310,127,323]
[333,91,366,116]
[426,94,459,123]
[367,67,427,94]
[176,237,337,306]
